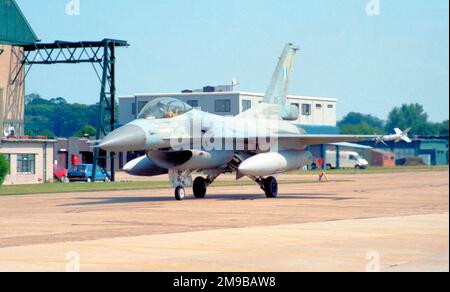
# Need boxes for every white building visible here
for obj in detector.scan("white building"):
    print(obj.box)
[1,138,55,185]
[119,91,338,129]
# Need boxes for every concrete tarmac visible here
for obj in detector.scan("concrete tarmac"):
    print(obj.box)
[0,171,448,272]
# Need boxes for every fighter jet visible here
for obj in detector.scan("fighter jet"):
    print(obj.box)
[98,44,411,200]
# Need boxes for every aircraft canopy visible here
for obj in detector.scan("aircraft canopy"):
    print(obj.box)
[138,97,192,120]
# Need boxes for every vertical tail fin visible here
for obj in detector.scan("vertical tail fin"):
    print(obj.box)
[263,43,300,105]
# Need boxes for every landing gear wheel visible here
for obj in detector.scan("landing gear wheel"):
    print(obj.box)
[263,176,278,198]
[175,186,186,201]
[193,177,207,199]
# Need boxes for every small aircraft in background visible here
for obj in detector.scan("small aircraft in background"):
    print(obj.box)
[98,44,411,200]
[376,128,412,145]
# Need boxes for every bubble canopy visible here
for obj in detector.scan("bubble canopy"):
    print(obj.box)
[138,97,192,119]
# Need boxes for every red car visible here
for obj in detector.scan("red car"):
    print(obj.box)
[54,164,68,182]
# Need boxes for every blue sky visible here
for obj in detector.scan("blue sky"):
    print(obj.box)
[16,0,449,122]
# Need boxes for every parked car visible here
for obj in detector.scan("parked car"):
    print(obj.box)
[53,163,68,182]
[68,164,111,182]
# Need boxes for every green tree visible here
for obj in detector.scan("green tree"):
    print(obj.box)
[0,154,9,186]
[24,94,118,138]
[385,103,431,136]
[338,112,384,134]
[338,112,384,129]
[340,124,384,135]
[438,120,449,136]
[74,125,97,138]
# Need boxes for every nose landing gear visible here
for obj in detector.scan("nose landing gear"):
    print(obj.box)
[174,186,186,201]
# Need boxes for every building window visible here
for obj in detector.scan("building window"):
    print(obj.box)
[131,102,136,115]
[301,104,311,116]
[316,103,323,109]
[187,100,199,107]
[215,99,231,113]
[327,104,334,109]
[242,100,252,112]
[17,154,35,174]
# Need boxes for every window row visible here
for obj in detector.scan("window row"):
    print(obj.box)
[1,154,36,175]
[131,100,334,116]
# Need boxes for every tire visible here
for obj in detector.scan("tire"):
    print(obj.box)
[193,177,207,198]
[263,176,278,198]
[355,165,362,170]
[326,164,332,170]
[311,163,317,170]
[175,186,186,201]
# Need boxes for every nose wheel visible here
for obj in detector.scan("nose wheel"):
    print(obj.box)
[174,186,186,201]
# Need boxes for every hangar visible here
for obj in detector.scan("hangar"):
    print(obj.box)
[0,0,57,185]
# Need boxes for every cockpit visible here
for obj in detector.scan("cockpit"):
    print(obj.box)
[137,97,192,120]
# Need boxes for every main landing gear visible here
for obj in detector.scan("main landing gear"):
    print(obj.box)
[170,169,219,201]
[192,173,219,199]
[253,176,279,198]
[193,177,209,198]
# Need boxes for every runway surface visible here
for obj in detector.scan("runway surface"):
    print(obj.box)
[0,171,448,272]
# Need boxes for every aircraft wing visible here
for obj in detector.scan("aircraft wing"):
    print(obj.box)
[289,134,379,147]
[164,133,382,150]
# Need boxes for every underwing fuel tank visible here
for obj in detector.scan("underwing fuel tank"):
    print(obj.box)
[123,155,168,176]
[148,150,234,171]
[238,150,313,177]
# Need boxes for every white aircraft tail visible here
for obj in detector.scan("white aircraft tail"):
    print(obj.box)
[263,43,300,105]
[237,44,299,119]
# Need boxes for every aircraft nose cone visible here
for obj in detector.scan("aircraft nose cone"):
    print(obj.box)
[98,124,146,152]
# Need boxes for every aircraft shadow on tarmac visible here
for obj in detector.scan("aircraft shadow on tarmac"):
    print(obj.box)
[60,193,355,207]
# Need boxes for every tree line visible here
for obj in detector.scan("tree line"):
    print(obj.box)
[339,103,448,137]
[24,94,117,138]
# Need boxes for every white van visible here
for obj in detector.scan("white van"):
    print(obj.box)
[325,151,369,170]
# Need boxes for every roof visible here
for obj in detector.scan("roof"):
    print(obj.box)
[22,39,129,51]
[329,142,373,149]
[1,138,56,143]
[124,92,337,102]
[0,0,38,45]
[371,148,395,154]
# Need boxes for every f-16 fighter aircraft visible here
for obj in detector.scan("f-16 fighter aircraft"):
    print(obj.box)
[98,44,411,200]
